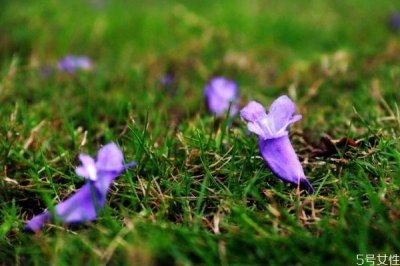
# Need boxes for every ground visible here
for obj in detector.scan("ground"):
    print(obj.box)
[0,0,400,265]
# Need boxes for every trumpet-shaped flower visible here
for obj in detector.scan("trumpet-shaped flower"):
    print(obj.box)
[204,77,239,117]
[240,96,314,193]
[25,143,136,232]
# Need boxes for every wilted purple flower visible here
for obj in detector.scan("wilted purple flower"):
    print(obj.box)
[204,77,239,117]
[389,12,400,30]
[25,143,136,232]
[240,96,314,193]
[57,55,93,73]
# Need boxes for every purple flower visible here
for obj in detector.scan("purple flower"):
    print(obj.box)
[25,143,136,232]
[57,55,93,73]
[204,77,239,117]
[159,73,174,86]
[389,12,400,30]
[240,96,314,193]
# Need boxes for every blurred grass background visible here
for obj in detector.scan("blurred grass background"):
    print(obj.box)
[1,0,400,265]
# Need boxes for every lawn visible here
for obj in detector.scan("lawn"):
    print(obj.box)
[1,0,400,265]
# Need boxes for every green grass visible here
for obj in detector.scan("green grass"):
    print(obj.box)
[1,0,400,265]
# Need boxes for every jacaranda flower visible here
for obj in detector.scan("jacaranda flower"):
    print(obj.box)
[57,55,93,73]
[25,143,136,232]
[240,96,314,193]
[204,77,239,117]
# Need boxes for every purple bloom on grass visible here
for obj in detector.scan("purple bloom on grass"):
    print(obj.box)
[240,96,314,193]
[25,143,136,232]
[389,12,400,30]
[159,73,174,86]
[204,77,239,117]
[57,55,93,73]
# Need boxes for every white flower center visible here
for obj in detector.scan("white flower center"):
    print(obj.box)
[260,117,274,136]
[87,164,97,181]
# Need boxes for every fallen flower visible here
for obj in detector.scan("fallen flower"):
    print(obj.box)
[25,143,136,232]
[57,55,93,73]
[240,96,314,193]
[204,77,239,117]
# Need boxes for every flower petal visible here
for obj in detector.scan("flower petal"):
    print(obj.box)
[95,143,124,172]
[25,183,105,232]
[124,161,138,169]
[54,183,104,223]
[209,77,238,100]
[25,212,50,233]
[240,101,267,122]
[75,166,88,178]
[247,121,270,139]
[259,136,314,193]
[76,154,97,181]
[241,101,276,139]
[268,95,300,132]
